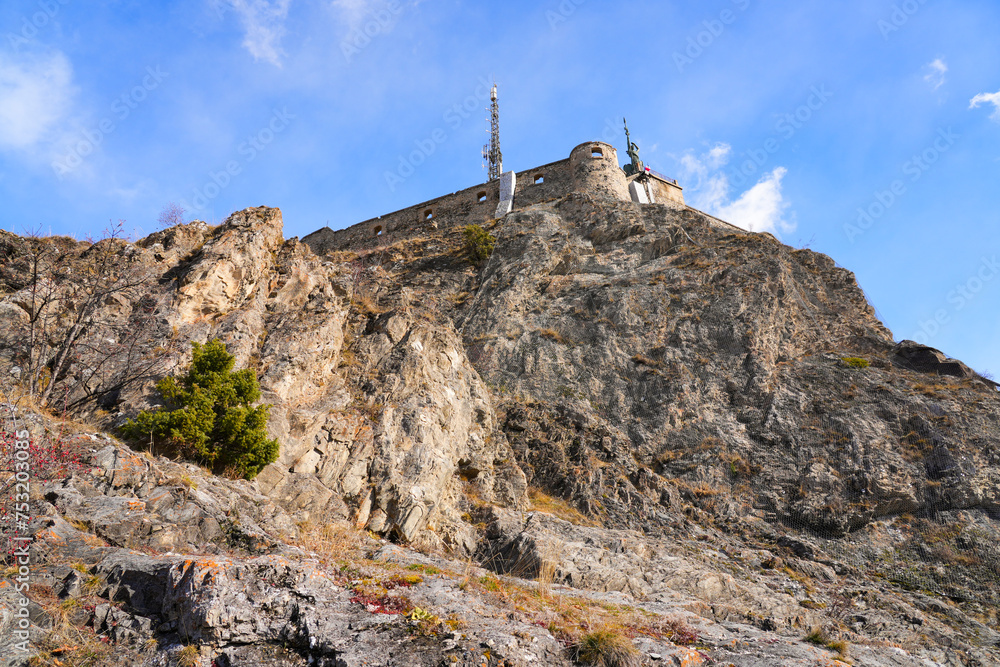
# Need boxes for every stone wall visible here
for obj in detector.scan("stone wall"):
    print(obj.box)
[570,141,629,202]
[302,179,502,255]
[511,157,573,208]
[645,173,685,205]
[303,141,673,256]
[626,172,685,206]
[302,155,580,255]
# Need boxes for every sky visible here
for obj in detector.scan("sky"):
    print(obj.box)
[1,0,998,377]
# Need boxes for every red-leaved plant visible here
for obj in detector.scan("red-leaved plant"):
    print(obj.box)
[0,397,85,559]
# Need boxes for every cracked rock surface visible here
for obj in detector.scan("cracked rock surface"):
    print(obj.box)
[1,196,999,665]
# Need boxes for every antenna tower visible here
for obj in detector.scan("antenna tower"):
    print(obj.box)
[482,82,502,181]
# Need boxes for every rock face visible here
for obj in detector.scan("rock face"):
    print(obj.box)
[1,195,999,666]
[8,207,523,549]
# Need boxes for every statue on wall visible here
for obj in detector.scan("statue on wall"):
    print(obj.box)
[623,117,645,176]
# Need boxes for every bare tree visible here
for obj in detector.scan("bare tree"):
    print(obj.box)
[1,221,169,412]
[157,202,187,229]
[348,231,393,311]
[2,228,71,400]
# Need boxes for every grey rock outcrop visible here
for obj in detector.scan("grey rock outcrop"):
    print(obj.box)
[2,193,999,665]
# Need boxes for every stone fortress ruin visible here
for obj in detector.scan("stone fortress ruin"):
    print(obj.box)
[302,136,688,255]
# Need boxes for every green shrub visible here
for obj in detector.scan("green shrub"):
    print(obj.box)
[572,629,640,667]
[462,224,495,265]
[841,356,869,369]
[121,340,278,479]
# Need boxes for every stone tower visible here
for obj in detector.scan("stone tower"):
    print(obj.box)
[569,142,629,201]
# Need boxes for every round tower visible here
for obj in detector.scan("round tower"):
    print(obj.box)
[569,141,629,202]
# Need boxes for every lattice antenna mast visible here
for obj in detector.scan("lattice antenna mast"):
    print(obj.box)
[482,82,502,181]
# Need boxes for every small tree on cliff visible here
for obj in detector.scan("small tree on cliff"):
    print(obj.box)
[462,224,495,266]
[121,340,278,479]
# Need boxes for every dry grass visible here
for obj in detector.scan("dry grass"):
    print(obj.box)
[338,347,359,368]
[42,514,697,660]
[630,354,663,370]
[528,488,600,527]
[803,626,849,660]
[326,250,360,262]
[293,521,371,564]
[176,645,200,667]
[572,628,641,666]
[24,587,118,667]
[350,396,385,423]
[68,518,91,532]
[26,635,114,667]
[164,474,197,491]
[351,292,387,316]
[534,540,562,599]
[538,328,567,344]
[457,568,698,649]
[721,452,754,479]
[678,480,726,498]
[912,382,951,398]
[253,519,701,654]
[900,430,932,462]
[655,448,681,466]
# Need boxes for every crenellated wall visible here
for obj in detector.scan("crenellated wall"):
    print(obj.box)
[303,141,680,255]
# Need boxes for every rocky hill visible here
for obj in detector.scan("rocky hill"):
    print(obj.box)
[1,195,998,666]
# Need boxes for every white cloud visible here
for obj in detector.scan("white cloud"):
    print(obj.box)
[674,143,794,236]
[923,58,947,91]
[676,142,730,186]
[970,89,1000,122]
[714,167,795,236]
[698,173,729,213]
[706,142,731,168]
[227,0,292,66]
[332,0,377,28]
[678,153,707,181]
[0,51,75,150]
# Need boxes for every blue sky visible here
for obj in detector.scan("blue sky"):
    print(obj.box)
[1,0,998,376]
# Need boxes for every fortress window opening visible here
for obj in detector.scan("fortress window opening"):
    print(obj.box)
[300,141,686,258]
